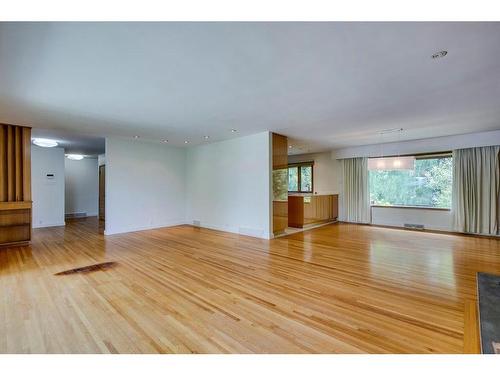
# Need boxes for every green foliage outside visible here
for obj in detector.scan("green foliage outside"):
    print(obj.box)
[273,169,288,201]
[288,165,312,192]
[369,157,452,208]
[300,166,312,192]
[288,167,298,191]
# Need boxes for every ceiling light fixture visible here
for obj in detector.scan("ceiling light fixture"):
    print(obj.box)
[32,138,58,148]
[231,129,237,133]
[133,135,140,139]
[367,128,415,171]
[184,140,190,144]
[162,139,168,143]
[204,135,210,140]
[431,50,448,59]
[289,145,293,149]
[368,156,415,171]
[66,154,84,161]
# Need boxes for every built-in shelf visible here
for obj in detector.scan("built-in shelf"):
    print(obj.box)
[0,124,32,248]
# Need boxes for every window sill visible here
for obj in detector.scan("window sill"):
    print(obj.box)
[370,205,451,211]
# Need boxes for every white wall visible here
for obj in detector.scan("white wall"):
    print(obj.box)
[65,157,99,217]
[31,145,65,228]
[288,152,340,195]
[333,129,500,232]
[186,132,272,239]
[105,137,186,235]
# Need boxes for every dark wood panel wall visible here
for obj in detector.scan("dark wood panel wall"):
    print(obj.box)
[0,123,32,247]
[0,124,31,202]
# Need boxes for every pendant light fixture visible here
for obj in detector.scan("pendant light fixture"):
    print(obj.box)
[367,128,415,171]
[66,154,84,160]
[32,138,58,148]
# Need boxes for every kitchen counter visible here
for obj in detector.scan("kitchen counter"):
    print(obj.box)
[288,194,338,228]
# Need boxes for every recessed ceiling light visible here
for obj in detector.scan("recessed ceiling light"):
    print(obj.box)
[133,135,140,139]
[184,140,190,144]
[431,50,447,59]
[66,154,84,160]
[231,129,237,133]
[32,138,58,148]
[289,145,293,148]
[162,139,168,143]
[204,135,210,140]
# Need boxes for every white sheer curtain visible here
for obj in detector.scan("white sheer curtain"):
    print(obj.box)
[340,157,370,224]
[452,145,500,235]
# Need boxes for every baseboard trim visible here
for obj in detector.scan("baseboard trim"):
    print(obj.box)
[104,220,189,236]
[367,222,500,239]
[33,222,66,229]
[186,223,271,240]
[65,212,98,219]
[188,220,270,240]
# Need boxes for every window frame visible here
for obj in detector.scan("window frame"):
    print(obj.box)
[368,152,452,210]
[288,162,314,193]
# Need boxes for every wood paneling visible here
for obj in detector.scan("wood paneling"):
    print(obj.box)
[288,195,304,228]
[289,194,338,228]
[0,224,30,244]
[22,127,31,201]
[272,133,288,170]
[273,200,288,235]
[304,194,338,224]
[0,123,32,247]
[1,217,496,353]
[0,128,4,199]
[0,124,31,202]
[272,133,288,235]
[0,207,30,226]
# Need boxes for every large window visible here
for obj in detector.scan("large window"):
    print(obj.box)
[288,163,313,193]
[369,155,452,209]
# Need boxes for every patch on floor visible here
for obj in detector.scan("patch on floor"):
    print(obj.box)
[54,261,117,276]
[477,272,500,354]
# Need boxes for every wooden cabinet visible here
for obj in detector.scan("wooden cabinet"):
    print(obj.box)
[0,124,32,247]
[0,202,32,245]
[288,194,338,228]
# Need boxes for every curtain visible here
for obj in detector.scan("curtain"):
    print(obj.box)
[452,146,500,235]
[340,157,370,224]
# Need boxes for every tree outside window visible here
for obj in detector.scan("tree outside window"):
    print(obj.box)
[369,155,452,208]
[288,163,313,193]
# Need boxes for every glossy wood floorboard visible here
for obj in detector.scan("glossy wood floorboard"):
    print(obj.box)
[1,217,499,353]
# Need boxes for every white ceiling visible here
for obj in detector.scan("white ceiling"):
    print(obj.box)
[0,22,499,153]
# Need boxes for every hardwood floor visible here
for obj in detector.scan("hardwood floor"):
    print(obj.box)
[1,217,499,353]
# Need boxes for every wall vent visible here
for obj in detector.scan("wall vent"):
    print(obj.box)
[404,223,425,230]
